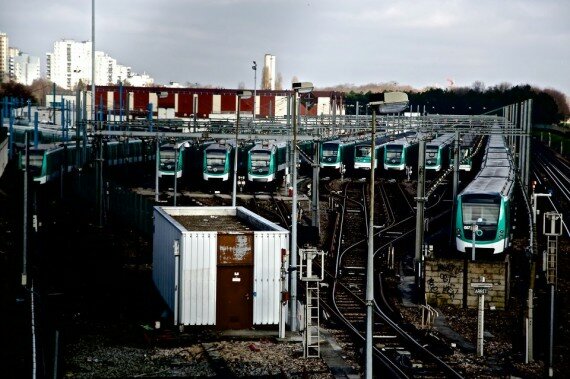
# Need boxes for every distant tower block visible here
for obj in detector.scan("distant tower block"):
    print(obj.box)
[263,54,276,90]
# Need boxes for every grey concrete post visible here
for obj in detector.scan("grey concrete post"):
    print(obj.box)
[365,110,376,379]
[415,138,426,286]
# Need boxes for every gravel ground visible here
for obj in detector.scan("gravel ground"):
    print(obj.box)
[63,325,333,378]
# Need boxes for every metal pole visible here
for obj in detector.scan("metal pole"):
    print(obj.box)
[477,277,486,357]
[549,284,554,377]
[252,62,257,122]
[311,141,320,231]
[173,145,178,206]
[232,100,241,207]
[365,110,376,379]
[524,99,532,191]
[527,288,534,362]
[290,90,299,332]
[53,329,59,379]
[155,138,160,202]
[414,138,426,286]
[472,223,477,261]
[75,88,81,167]
[22,132,29,287]
[33,112,39,148]
[451,130,460,243]
[91,0,96,123]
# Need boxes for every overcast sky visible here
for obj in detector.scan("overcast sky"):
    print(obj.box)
[2,0,569,95]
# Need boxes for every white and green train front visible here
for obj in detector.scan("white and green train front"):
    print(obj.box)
[158,143,185,178]
[203,143,233,181]
[425,134,454,172]
[455,165,514,254]
[383,137,417,171]
[247,141,287,182]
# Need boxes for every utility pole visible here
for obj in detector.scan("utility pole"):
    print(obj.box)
[365,109,376,379]
[290,82,314,333]
[414,138,426,286]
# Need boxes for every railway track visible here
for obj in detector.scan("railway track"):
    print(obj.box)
[323,179,462,378]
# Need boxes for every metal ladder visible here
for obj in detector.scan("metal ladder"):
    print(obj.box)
[304,280,320,358]
[546,236,557,287]
[299,247,325,358]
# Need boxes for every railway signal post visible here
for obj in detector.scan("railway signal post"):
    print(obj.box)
[471,277,493,357]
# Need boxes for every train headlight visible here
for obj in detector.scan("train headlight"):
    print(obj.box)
[499,230,504,237]
[456,228,461,236]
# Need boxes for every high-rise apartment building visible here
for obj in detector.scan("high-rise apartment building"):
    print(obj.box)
[11,53,41,85]
[47,39,135,90]
[0,32,8,82]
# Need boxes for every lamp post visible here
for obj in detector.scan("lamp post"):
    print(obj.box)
[290,81,313,332]
[365,95,409,378]
[232,90,252,207]
[252,61,257,121]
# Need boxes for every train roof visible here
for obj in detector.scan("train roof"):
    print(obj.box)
[484,152,510,160]
[460,134,477,147]
[461,175,515,197]
[205,141,234,151]
[426,133,454,148]
[487,135,507,149]
[483,159,511,168]
[250,140,287,151]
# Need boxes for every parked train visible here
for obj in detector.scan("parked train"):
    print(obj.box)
[247,140,287,183]
[19,138,153,184]
[383,133,419,171]
[319,138,356,172]
[449,134,479,172]
[425,133,454,172]
[353,135,393,171]
[158,141,190,178]
[202,141,235,182]
[455,132,515,254]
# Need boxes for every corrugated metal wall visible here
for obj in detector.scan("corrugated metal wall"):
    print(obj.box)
[181,232,217,325]
[253,232,289,324]
[152,209,184,315]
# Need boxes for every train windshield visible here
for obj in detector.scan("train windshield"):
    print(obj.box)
[322,143,339,157]
[250,152,270,168]
[425,146,438,158]
[206,150,227,167]
[160,147,176,162]
[355,146,371,158]
[27,152,44,168]
[385,145,402,160]
[462,195,501,225]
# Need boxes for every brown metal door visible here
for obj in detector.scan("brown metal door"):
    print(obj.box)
[216,266,254,329]
[216,233,254,329]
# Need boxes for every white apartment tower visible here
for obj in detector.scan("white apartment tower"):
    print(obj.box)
[47,39,93,90]
[263,54,276,90]
[11,53,41,85]
[47,39,133,90]
[0,32,8,82]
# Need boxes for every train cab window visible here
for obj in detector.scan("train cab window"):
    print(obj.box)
[385,146,402,159]
[355,146,371,157]
[426,147,438,158]
[160,147,176,161]
[250,152,270,167]
[27,153,45,168]
[322,144,339,157]
[462,196,500,225]
[206,151,226,166]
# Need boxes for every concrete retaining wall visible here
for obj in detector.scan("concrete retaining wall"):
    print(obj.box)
[425,257,508,309]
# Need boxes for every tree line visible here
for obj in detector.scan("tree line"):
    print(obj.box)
[340,82,568,125]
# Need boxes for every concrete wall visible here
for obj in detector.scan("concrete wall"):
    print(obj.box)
[425,258,508,309]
